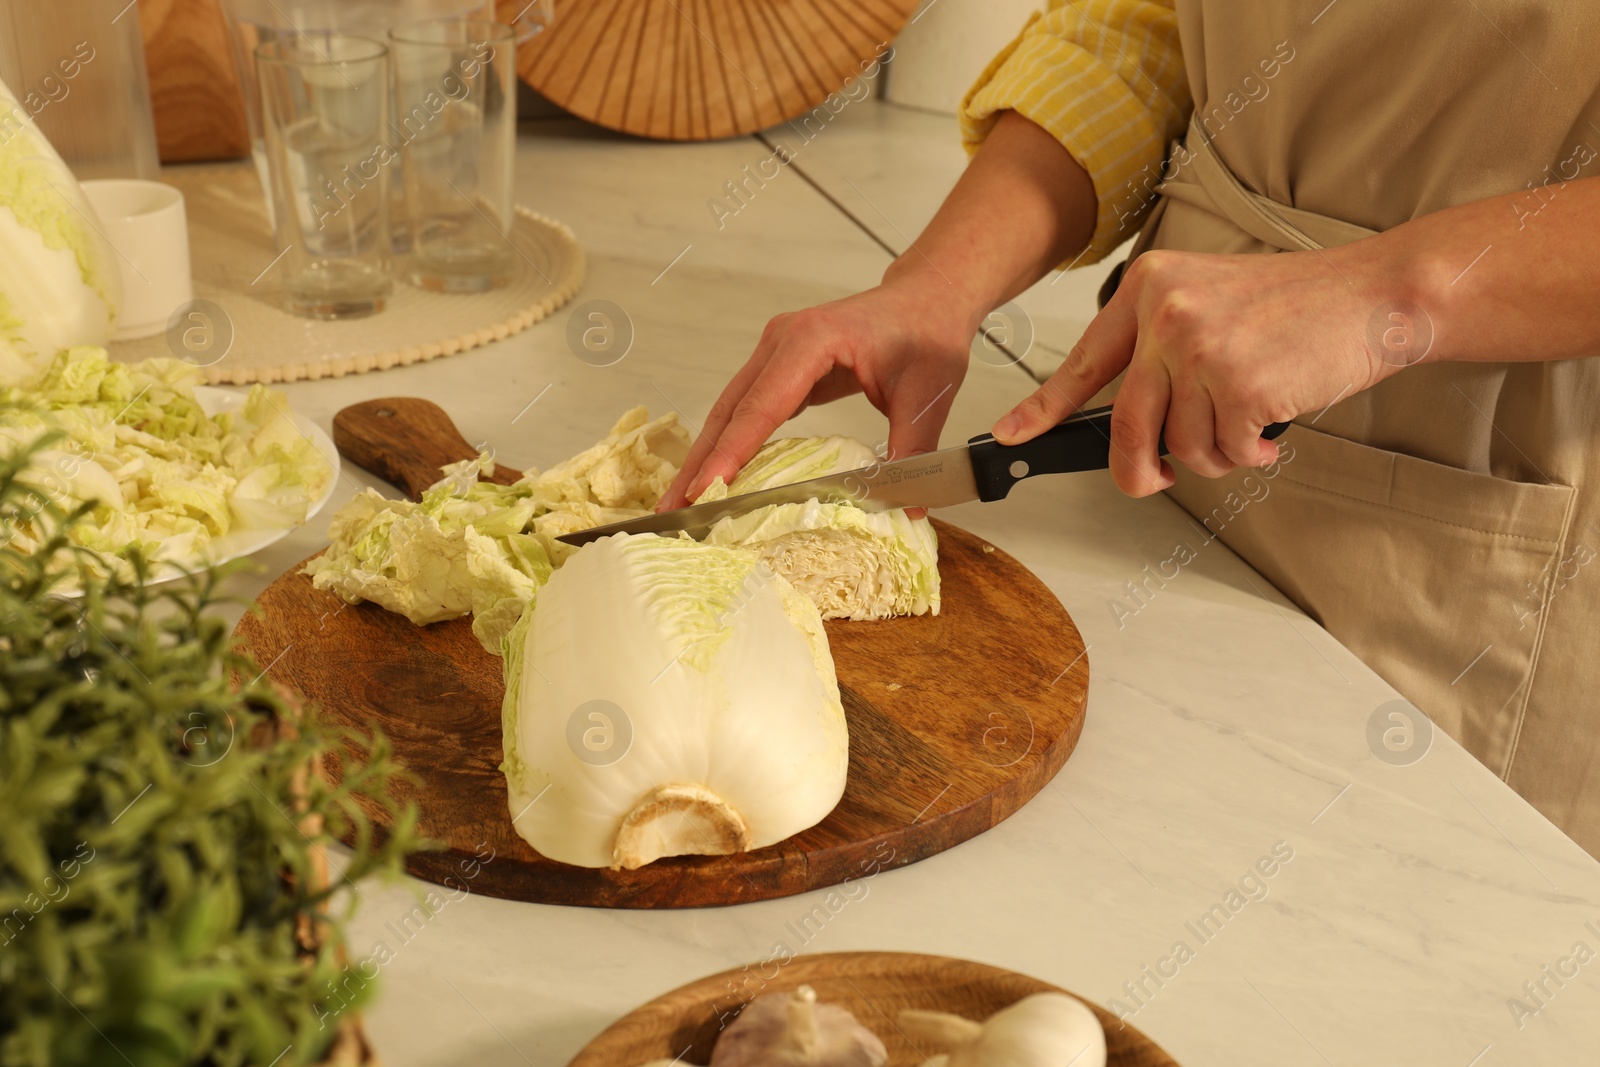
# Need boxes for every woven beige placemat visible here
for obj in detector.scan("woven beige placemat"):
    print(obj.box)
[108,162,584,384]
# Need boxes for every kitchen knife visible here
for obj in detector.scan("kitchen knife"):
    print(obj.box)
[556,404,1293,546]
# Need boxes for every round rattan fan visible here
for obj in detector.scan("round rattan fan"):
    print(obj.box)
[504,0,920,140]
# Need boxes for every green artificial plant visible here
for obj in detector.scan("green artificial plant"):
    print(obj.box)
[0,422,423,1067]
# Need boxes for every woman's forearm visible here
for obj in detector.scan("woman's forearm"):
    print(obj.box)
[892,115,1600,371]
[881,110,1099,328]
[662,112,1099,503]
[1339,174,1600,366]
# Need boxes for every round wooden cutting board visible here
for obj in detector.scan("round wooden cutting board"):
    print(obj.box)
[232,399,1090,908]
[507,0,919,140]
[236,521,1088,907]
[567,952,1180,1066]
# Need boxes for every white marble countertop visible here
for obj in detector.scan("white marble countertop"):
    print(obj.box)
[212,102,1600,1067]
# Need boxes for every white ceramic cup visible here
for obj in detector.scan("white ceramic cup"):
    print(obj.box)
[80,179,193,341]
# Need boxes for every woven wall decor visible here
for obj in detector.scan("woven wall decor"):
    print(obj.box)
[506,0,919,141]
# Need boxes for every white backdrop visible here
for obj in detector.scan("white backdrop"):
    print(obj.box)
[885,1,1046,115]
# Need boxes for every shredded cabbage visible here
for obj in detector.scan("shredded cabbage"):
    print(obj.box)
[0,347,332,578]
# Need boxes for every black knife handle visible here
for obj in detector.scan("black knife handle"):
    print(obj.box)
[967,405,1292,502]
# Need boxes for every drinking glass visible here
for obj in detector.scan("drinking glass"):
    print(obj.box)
[389,19,517,292]
[0,0,161,180]
[256,34,393,319]
[220,0,501,244]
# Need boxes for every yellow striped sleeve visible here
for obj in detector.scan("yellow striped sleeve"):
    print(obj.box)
[960,0,1191,267]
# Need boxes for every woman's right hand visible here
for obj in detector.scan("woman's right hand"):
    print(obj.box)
[658,269,979,510]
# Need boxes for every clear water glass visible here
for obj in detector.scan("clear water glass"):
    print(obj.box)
[0,0,162,180]
[256,34,393,319]
[220,0,500,246]
[389,18,517,292]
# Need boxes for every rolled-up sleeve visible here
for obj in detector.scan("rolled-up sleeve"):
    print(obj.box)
[960,0,1191,266]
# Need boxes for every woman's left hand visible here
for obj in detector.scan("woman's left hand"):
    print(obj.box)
[991,245,1416,496]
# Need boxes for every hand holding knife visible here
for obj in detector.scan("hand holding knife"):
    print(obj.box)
[558,405,1292,546]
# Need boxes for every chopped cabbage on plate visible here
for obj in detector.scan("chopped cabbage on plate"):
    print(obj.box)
[1,346,335,582]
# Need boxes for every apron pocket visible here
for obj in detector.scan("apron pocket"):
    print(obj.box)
[1166,424,1577,777]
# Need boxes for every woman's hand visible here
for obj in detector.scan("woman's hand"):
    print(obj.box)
[659,271,977,510]
[661,108,1101,511]
[993,245,1414,496]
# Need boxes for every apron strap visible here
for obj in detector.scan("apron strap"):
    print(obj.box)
[1155,114,1379,252]
[1102,114,1381,309]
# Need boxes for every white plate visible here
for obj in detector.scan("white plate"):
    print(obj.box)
[58,386,339,592]
[183,385,341,575]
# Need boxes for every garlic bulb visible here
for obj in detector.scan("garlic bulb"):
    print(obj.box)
[710,985,887,1067]
[900,993,1106,1067]
[501,533,848,869]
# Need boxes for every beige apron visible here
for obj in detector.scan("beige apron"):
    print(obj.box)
[1121,2,1600,853]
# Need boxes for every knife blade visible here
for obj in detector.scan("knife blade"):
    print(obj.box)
[556,404,1292,546]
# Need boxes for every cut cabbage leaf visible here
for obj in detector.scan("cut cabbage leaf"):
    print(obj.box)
[501,532,847,870]
[533,405,689,511]
[0,77,121,357]
[697,435,941,620]
[305,407,689,651]
[703,499,939,619]
[722,435,880,498]
[309,413,941,648]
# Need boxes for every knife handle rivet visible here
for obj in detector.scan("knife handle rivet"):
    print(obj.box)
[1009,460,1030,479]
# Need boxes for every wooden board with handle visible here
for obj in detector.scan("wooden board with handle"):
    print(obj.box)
[566,951,1181,1066]
[234,399,1090,908]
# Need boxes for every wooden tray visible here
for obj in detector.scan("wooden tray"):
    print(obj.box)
[567,952,1179,1066]
[233,400,1090,908]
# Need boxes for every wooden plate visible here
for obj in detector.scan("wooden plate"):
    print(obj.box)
[506,0,920,141]
[567,951,1180,1066]
[235,518,1088,908]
